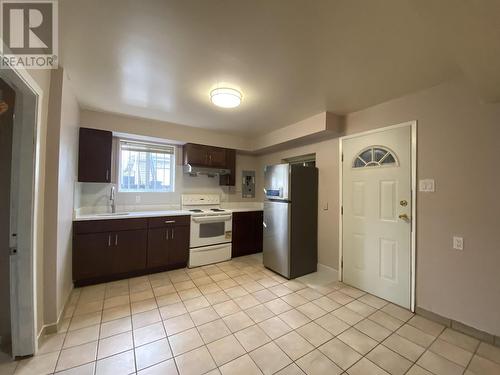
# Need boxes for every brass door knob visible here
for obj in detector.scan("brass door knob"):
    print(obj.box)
[399,214,409,220]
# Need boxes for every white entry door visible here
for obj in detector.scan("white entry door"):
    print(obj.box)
[342,126,412,308]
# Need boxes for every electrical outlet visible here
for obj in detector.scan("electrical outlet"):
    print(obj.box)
[453,236,464,250]
[135,195,141,204]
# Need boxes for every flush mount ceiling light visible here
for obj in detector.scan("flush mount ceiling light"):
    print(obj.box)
[210,87,242,108]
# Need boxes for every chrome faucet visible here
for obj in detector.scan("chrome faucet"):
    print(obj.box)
[110,186,116,213]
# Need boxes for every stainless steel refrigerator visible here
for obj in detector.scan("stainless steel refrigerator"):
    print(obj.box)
[263,163,318,279]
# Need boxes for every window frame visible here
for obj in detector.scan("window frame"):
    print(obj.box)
[117,138,176,193]
[352,145,399,169]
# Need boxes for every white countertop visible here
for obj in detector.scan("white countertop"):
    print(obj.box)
[74,210,192,221]
[221,202,264,212]
[74,206,263,221]
[226,207,263,212]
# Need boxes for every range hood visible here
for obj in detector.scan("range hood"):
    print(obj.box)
[183,164,230,177]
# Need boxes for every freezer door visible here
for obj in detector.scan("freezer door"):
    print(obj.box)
[264,164,290,201]
[263,200,291,278]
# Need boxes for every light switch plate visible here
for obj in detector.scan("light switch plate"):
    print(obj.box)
[453,236,464,250]
[419,179,435,192]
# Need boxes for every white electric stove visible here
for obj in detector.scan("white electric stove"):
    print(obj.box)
[181,194,232,267]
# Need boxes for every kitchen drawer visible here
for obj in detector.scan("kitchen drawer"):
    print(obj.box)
[74,218,148,234]
[148,215,190,229]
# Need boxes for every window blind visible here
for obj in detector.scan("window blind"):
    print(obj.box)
[119,140,175,155]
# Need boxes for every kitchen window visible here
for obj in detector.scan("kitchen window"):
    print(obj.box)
[118,139,175,192]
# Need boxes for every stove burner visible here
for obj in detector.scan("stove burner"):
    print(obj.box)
[189,209,203,213]
[210,208,225,212]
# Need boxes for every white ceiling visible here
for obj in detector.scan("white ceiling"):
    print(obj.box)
[60,0,500,136]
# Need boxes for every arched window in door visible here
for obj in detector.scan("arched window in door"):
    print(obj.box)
[353,146,398,168]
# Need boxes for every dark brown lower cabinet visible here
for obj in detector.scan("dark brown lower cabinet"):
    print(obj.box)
[73,232,113,281]
[73,229,147,285]
[168,225,190,265]
[147,227,170,268]
[112,229,147,274]
[146,224,189,269]
[232,211,263,258]
[73,215,190,286]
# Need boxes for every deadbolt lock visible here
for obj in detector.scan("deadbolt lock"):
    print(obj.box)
[400,200,408,207]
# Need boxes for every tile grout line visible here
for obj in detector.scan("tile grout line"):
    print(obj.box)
[321,291,402,374]
[35,257,493,375]
[53,285,83,374]
[464,337,481,373]
[130,277,139,375]
[54,274,349,373]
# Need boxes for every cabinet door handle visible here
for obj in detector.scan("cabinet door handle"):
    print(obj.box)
[171,228,175,239]
[164,220,176,224]
[106,170,109,181]
[115,234,118,246]
[108,234,111,247]
[165,229,169,240]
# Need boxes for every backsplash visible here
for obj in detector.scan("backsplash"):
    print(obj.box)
[75,165,259,215]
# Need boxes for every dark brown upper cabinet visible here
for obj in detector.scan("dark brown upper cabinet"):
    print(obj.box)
[183,143,210,166]
[182,143,229,168]
[219,149,236,186]
[78,127,113,183]
[207,147,227,168]
[183,143,236,186]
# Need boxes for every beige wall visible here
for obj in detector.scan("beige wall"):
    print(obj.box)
[252,112,328,151]
[43,70,62,326]
[26,69,52,337]
[56,71,79,318]
[80,109,252,151]
[44,68,79,324]
[43,68,79,327]
[257,77,500,336]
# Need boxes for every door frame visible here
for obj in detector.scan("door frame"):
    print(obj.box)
[1,63,43,356]
[338,121,417,311]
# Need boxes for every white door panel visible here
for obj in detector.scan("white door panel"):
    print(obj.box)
[343,126,411,308]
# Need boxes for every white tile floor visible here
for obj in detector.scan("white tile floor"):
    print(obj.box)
[1,254,500,375]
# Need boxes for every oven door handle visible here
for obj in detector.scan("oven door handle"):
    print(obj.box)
[191,243,230,252]
[192,215,232,223]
